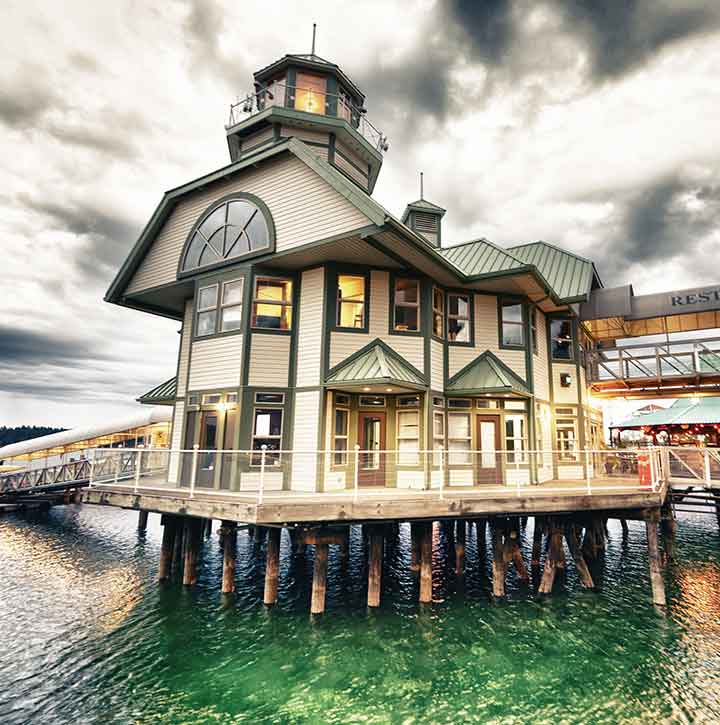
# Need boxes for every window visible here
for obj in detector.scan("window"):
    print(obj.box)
[220,279,243,332]
[337,274,366,329]
[504,400,527,411]
[202,393,222,405]
[333,407,349,465]
[530,308,538,355]
[335,393,351,407]
[505,414,527,463]
[393,278,420,332]
[551,318,574,360]
[448,413,472,464]
[182,197,271,273]
[359,395,385,407]
[397,410,420,465]
[556,418,578,461]
[226,393,238,404]
[252,277,293,330]
[255,392,285,404]
[448,398,472,409]
[501,300,524,347]
[448,294,471,343]
[432,288,444,338]
[433,411,445,465]
[398,395,420,408]
[196,284,218,337]
[252,408,283,465]
[476,399,498,409]
[295,72,327,115]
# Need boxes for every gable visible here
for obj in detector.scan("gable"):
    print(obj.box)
[447,350,529,395]
[125,153,372,296]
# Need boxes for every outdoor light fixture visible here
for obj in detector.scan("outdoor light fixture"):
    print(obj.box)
[560,373,572,388]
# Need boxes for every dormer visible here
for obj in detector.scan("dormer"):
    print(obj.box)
[402,198,446,247]
[225,52,388,193]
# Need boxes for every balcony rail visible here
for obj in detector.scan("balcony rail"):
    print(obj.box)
[63,446,668,504]
[226,81,389,153]
[586,337,720,383]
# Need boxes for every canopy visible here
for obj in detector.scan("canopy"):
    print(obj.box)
[611,397,720,429]
[446,351,530,397]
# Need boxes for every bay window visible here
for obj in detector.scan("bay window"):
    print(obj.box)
[393,278,420,332]
[252,277,293,330]
[220,279,243,332]
[448,293,471,343]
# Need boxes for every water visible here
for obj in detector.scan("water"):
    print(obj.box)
[1,507,719,724]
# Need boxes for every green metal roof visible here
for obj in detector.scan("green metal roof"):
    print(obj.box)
[439,239,526,277]
[137,377,177,405]
[613,397,720,429]
[326,339,425,388]
[401,198,447,224]
[446,351,529,395]
[508,241,595,302]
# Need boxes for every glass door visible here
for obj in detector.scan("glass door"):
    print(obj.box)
[358,411,386,486]
[197,412,218,488]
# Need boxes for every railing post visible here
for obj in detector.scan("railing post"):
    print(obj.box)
[515,452,521,496]
[585,449,592,494]
[190,444,199,499]
[88,449,95,489]
[134,449,142,495]
[353,444,360,503]
[114,452,120,485]
[703,449,711,485]
[439,448,445,500]
[259,445,267,505]
[650,447,658,492]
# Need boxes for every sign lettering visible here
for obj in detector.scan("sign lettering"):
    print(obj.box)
[670,288,720,307]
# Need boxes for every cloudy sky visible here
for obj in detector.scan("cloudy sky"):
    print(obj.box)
[3,0,720,428]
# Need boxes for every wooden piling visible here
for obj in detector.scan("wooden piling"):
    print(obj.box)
[221,520,237,594]
[138,510,149,532]
[531,516,543,568]
[182,518,202,587]
[564,523,594,588]
[476,518,487,546]
[455,520,466,578]
[172,517,185,574]
[539,521,564,594]
[510,528,529,582]
[620,518,629,539]
[158,515,176,582]
[491,522,506,597]
[646,518,666,606]
[367,527,384,607]
[419,522,433,603]
[410,522,421,572]
[264,527,281,605]
[311,543,329,614]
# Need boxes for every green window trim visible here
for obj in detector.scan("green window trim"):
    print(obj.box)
[498,297,526,350]
[447,291,474,347]
[390,275,423,336]
[193,276,245,340]
[251,275,294,333]
[550,316,575,361]
[333,270,370,333]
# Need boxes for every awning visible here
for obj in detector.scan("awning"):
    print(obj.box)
[611,397,720,429]
[326,339,426,391]
[138,376,177,405]
[446,351,529,396]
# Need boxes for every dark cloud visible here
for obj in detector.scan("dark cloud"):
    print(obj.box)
[0,325,111,367]
[0,68,68,129]
[16,192,140,280]
[450,0,515,65]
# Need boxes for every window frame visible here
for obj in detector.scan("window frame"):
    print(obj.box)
[550,317,575,361]
[195,283,219,338]
[447,292,473,346]
[193,277,245,339]
[332,402,350,466]
[334,271,369,333]
[530,307,538,356]
[391,276,422,335]
[504,413,528,464]
[251,275,294,333]
[432,286,445,340]
[432,410,446,467]
[251,406,284,466]
[499,297,526,350]
[220,278,244,333]
[396,409,420,466]
[178,193,276,278]
[447,412,472,465]
[556,417,579,462]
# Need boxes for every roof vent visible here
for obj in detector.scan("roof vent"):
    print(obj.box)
[401,172,446,247]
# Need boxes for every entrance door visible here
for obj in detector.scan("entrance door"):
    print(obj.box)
[197,411,218,488]
[358,411,386,486]
[476,415,501,484]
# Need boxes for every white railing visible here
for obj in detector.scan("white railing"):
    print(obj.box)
[226,81,388,152]
[587,337,720,383]
[84,446,666,503]
[664,446,720,487]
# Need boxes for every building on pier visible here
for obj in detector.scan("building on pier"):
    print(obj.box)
[104,48,720,496]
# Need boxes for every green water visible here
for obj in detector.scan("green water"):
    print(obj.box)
[1,507,719,724]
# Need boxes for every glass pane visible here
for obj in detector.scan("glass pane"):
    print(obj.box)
[225,200,254,245]
[198,285,218,310]
[398,411,419,437]
[338,301,365,328]
[448,318,469,342]
[295,72,327,114]
[433,413,445,437]
[433,313,444,337]
[338,275,365,302]
[255,393,284,404]
[253,303,290,329]
[184,233,204,270]
[221,305,242,331]
[448,440,471,465]
[448,413,470,438]
[433,288,444,312]
[333,438,348,465]
[256,278,292,303]
[199,244,221,267]
[502,303,523,323]
[254,409,283,437]
[244,208,270,250]
[197,310,216,336]
[335,409,348,436]
[395,305,419,331]
[449,295,469,318]
[395,278,419,304]
[223,279,244,305]
[551,319,573,359]
[503,322,524,346]
[196,206,226,243]
[202,413,218,449]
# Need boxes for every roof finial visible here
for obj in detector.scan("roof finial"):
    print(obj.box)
[420,171,424,200]
[311,23,317,56]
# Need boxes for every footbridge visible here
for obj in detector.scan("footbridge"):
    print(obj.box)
[582,283,720,399]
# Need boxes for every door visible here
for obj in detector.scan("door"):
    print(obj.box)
[476,415,501,484]
[197,411,218,488]
[358,411,386,486]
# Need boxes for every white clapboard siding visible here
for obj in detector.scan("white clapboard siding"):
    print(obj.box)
[176,300,193,397]
[396,469,426,489]
[335,141,366,172]
[328,270,425,373]
[552,365,578,404]
[242,126,274,151]
[334,153,368,188]
[305,145,329,162]
[187,335,243,391]
[168,401,185,483]
[127,155,369,294]
[430,339,444,391]
[280,126,329,145]
[534,310,550,402]
[248,334,291,387]
[290,390,322,491]
[448,295,526,380]
[238,470,284,492]
[295,267,325,387]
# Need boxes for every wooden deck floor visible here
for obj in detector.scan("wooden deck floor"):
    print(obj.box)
[83,476,667,525]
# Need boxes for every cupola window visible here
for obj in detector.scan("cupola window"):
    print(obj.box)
[181,197,272,273]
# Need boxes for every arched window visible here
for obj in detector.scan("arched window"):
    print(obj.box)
[181,195,273,273]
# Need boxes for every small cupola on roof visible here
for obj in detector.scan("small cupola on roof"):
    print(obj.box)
[225,26,388,193]
[401,173,446,247]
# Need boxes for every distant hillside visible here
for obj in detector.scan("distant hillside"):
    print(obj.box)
[0,426,66,447]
